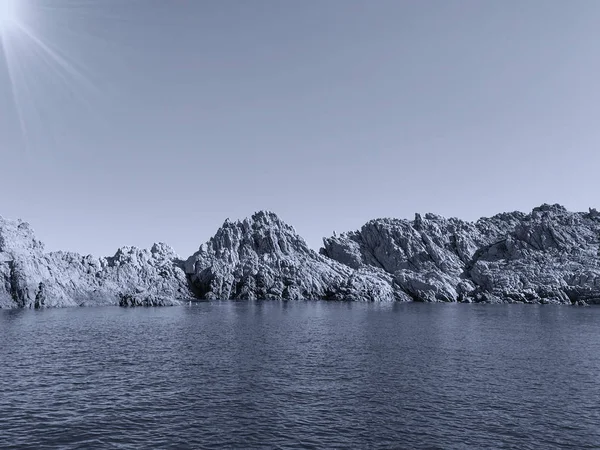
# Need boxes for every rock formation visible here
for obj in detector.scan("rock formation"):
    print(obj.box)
[184,211,405,302]
[2,204,600,308]
[321,204,600,304]
[0,216,192,308]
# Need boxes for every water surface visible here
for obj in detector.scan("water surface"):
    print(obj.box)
[1,302,599,449]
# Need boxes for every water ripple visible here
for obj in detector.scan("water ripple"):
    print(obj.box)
[1,303,600,449]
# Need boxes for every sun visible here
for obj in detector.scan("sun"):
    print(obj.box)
[0,0,18,30]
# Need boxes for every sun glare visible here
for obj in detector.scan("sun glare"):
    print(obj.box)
[0,0,18,30]
[1,0,109,155]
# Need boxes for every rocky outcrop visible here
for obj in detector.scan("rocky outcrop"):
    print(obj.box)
[321,204,600,304]
[0,216,192,308]
[3,204,600,308]
[184,211,407,302]
[467,205,600,304]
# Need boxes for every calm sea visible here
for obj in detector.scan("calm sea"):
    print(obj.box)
[1,302,599,449]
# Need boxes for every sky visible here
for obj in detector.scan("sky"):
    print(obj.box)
[1,0,599,258]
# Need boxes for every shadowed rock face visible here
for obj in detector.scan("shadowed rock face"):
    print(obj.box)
[321,204,600,304]
[185,211,405,302]
[119,292,183,307]
[0,217,192,309]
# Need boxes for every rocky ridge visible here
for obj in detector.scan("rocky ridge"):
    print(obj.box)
[0,216,192,308]
[321,204,600,305]
[1,204,599,308]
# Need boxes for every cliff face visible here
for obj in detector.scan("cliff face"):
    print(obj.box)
[321,204,600,304]
[2,204,600,308]
[0,217,191,308]
[184,211,404,302]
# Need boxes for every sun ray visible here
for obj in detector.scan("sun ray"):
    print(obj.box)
[1,0,132,155]
[25,27,89,102]
[14,21,102,99]
[1,28,31,156]
[9,26,59,154]
[34,0,141,21]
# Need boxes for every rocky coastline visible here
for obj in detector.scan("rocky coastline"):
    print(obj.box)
[1,204,599,308]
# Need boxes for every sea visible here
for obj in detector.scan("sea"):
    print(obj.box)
[1,301,599,449]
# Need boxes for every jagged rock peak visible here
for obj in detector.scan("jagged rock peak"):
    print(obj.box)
[150,242,179,258]
[109,242,180,261]
[199,210,307,259]
[532,203,568,214]
[221,210,298,234]
[588,208,600,219]
[0,217,45,255]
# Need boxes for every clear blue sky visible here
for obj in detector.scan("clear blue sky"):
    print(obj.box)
[1,0,599,257]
